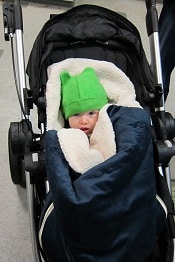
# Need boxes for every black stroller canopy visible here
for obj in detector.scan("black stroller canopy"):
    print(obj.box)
[27,4,155,107]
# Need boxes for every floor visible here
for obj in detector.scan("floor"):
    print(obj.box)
[0,0,175,261]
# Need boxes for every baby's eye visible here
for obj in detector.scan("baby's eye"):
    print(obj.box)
[89,111,95,115]
[88,111,99,116]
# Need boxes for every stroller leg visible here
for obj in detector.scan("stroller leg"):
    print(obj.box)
[26,171,43,262]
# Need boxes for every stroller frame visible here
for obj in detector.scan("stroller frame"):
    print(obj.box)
[3,0,175,261]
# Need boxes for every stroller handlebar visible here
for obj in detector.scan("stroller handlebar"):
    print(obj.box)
[3,0,23,41]
[145,0,159,36]
[14,0,23,31]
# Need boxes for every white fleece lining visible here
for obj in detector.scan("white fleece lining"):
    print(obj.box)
[46,58,141,131]
[58,128,104,174]
[46,58,142,173]
[57,104,116,174]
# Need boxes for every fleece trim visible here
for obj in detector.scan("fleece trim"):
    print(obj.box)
[57,104,116,174]
[46,58,141,130]
[46,58,142,173]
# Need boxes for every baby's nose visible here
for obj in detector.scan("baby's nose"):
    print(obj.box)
[80,116,88,124]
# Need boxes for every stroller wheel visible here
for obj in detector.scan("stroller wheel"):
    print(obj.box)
[8,124,26,187]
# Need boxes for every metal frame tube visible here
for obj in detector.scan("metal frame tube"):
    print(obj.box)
[149,32,165,112]
[149,32,163,86]
[15,29,27,118]
[25,171,42,262]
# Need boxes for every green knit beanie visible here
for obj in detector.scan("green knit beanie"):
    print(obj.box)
[60,67,108,119]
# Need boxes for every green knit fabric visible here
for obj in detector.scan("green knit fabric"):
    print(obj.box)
[60,67,108,119]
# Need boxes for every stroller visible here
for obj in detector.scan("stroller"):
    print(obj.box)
[3,0,175,261]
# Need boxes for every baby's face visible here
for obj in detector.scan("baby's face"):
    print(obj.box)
[68,110,99,136]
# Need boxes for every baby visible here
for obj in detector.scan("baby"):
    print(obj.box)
[58,67,116,174]
[60,67,108,136]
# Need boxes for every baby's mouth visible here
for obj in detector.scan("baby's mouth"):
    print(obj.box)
[81,128,89,134]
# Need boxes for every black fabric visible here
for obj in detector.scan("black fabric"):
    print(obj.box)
[26,5,155,108]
